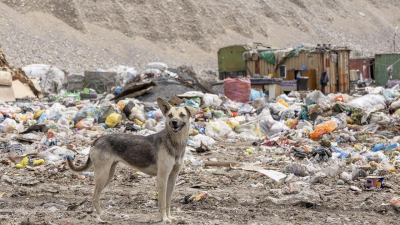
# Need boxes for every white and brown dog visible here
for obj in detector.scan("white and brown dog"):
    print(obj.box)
[67,98,196,223]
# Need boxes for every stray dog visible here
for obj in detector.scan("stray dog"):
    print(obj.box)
[67,98,196,223]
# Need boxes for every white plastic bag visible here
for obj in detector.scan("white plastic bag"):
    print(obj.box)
[190,134,216,147]
[147,62,168,71]
[201,94,215,108]
[346,94,386,109]
[205,120,233,138]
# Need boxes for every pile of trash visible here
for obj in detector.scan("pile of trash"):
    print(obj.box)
[2,70,400,215]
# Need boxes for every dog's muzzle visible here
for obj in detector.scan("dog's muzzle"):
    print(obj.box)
[170,120,185,133]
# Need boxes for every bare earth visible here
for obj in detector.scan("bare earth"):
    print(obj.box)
[1,141,399,225]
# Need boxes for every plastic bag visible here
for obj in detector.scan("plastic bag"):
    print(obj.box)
[310,120,337,139]
[250,89,261,101]
[147,62,168,71]
[280,109,295,121]
[224,78,251,103]
[0,118,17,133]
[237,104,253,114]
[258,120,289,137]
[305,91,326,104]
[346,94,386,109]
[226,118,240,129]
[144,119,156,131]
[128,107,146,122]
[38,146,74,165]
[75,118,94,130]
[331,113,347,129]
[370,112,391,125]
[57,116,70,129]
[74,105,101,123]
[334,95,344,102]
[190,134,216,147]
[201,94,214,108]
[331,146,349,158]
[185,99,199,108]
[205,121,233,138]
[105,113,122,128]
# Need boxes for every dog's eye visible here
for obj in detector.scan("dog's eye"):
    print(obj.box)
[180,113,185,118]
[168,114,173,118]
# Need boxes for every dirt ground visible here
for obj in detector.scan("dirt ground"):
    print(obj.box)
[1,141,399,225]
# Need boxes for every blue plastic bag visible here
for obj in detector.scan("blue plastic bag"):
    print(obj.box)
[372,143,386,152]
[250,89,261,101]
[185,99,199,108]
[331,146,349,158]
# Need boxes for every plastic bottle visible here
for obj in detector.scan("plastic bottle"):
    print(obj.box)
[38,113,47,123]
[331,146,349,158]
[372,143,386,152]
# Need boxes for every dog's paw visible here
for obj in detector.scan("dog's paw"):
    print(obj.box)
[162,217,172,223]
[168,216,178,222]
[95,217,108,224]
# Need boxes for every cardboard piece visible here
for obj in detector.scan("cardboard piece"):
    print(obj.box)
[0,85,15,102]
[112,80,157,101]
[12,80,36,99]
[0,71,12,86]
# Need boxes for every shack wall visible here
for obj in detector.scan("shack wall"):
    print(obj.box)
[375,54,400,86]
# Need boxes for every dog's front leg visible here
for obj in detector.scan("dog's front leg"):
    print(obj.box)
[157,165,173,223]
[166,164,180,220]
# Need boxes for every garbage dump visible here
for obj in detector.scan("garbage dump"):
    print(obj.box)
[1,50,400,223]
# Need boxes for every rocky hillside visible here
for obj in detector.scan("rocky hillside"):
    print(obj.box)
[0,0,399,78]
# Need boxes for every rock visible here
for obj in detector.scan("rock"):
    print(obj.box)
[337,179,345,185]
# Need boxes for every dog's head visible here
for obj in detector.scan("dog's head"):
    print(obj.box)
[157,98,197,133]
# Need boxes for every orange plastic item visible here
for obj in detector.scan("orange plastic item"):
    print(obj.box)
[310,120,337,139]
[290,117,298,129]
[334,95,344,102]
[390,197,400,206]
[277,99,289,107]
[116,102,126,111]
[232,112,238,117]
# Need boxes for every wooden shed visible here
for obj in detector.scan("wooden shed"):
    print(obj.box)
[350,57,375,80]
[244,46,351,94]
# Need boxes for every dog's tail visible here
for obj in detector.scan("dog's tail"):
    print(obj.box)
[67,156,92,172]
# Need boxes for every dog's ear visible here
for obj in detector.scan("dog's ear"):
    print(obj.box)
[184,106,198,119]
[157,98,171,115]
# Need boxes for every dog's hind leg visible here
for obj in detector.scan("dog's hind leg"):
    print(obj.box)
[92,161,115,223]
[166,165,180,221]
[104,162,118,188]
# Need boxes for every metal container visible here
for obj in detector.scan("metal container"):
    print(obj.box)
[375,53,400,86]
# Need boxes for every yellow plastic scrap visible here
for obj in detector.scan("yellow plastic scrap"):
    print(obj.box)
[33,159,45,166]
[134,119,144,127]
[226,119,240,129]
[246,149,254,154]
[105,113,122,128]
[278,99,289,107]
[15,157,29,169]
[34,110,45,120]
[354,144,362,151]
[254,126,264,137]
